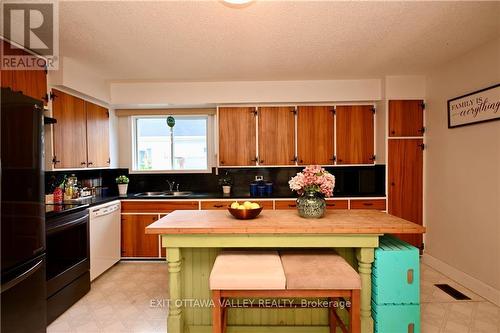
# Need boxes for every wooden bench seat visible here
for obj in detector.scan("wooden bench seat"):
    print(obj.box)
[209,250,361,333]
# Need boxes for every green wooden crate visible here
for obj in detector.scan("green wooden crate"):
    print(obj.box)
[372,235,420,305]
[372,301,421,333]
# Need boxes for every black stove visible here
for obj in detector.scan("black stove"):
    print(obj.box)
[45,203,89,219]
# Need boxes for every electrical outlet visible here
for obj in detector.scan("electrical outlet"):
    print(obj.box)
[255,175,264,181]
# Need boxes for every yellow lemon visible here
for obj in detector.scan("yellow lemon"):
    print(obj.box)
[230,202,239,209]
[237,205,246,210]
[243,201,253,209]
[250,203,260,209]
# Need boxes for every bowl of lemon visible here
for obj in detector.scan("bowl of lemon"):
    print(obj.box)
[228,201,262,220]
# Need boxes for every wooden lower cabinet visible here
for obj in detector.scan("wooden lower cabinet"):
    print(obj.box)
[121,214,160,257]
[275,199,349,210]
[201,200,273,210]
[350,199,386,210]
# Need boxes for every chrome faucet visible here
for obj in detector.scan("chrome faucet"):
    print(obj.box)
[166,180,180,192]
[166,180,175,192]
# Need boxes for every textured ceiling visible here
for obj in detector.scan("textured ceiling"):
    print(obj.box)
[59,1,500,81]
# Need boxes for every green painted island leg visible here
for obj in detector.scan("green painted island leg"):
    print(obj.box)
[356,248,375,333]
[167,248,183,333]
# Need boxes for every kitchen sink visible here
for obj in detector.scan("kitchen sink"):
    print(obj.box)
[165,191,193,196]
[134,191,193,198]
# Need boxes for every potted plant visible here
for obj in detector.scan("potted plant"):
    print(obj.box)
[218,173,233,194]
[289,165,335,218]
[116,175,129,196]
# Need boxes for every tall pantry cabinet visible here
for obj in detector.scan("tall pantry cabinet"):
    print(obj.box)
[387,100,425,249]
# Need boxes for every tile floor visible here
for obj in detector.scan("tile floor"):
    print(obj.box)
[47,261,499,333]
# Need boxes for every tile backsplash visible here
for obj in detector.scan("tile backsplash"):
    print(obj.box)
[45,165,385,198]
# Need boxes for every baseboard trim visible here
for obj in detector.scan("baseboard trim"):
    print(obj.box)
[422,253,500,306]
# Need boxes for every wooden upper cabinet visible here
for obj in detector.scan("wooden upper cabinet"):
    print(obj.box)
[388,139,423,248]
[218,107,257,166]
[86,102,110,168]
[52,89,87,168]
[335,105,374,165]
[389,100,424,137]
[258,107,296,165]
[1,40,47,103]
[297,106,335,165]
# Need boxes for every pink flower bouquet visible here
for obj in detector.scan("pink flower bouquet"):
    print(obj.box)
[288,165,335,197]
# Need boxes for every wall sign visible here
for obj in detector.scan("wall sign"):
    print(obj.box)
[447,83,500,128]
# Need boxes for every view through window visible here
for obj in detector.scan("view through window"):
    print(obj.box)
[134,116,208,171]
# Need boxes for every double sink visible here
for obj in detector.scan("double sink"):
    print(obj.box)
[134,191,193,198]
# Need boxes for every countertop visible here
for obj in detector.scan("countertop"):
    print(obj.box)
[145,209,426,235]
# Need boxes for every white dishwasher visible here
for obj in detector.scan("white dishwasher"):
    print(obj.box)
[89,200,121,281]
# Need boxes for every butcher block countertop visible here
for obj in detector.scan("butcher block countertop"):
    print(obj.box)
[146,209,426,235]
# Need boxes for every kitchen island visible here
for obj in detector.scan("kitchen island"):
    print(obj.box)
[146,209,425,333]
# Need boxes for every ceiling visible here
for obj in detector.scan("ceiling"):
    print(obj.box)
[59,1,500,82]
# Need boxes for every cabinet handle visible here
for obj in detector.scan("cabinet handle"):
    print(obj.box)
[52,157,60,165]
[363,203,374,206]
[390,182,396,186]
[214,204,223,208]
[220,161,224,165]
[288,204,297,208]
[80,161,86,165]
[326,203,336,207]
[407,269,414,284]
[408,323,415,333]
[87,162,93,166]
[259,160,264,164]
[299,159,304,164]
[251,157,258,163]
[390,130,395,135]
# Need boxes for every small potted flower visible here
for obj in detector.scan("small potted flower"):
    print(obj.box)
[289,165,335,218]
[218,172,233,194]
[116,175,129,196]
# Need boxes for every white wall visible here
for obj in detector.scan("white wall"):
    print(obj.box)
[110,79,382,106]
[424,38,500,304]
[49,57,110,103]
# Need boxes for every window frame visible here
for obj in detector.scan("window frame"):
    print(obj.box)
[130,114,214,174]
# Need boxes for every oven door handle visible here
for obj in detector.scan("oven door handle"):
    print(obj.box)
[47,214,89,235]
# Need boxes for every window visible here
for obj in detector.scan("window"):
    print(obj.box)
[133,115,210,172]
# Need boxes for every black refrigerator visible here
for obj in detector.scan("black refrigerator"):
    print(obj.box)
[1,88,46,333]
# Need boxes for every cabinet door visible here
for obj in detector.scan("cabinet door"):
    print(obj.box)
[389,100,424,137]
[218,107,257,166]
[121,214,159,257]
[258,107,296,165]
[388,139,423,248]
[52,89,87,168]
[86,101,110,168]
[1,41,47,103]
[336,105,374,164]
[297,106,335,165]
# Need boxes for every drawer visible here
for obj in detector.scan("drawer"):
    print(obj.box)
[325,199,348,210]
[372,301,420,333]
[372,236,420,305]
[350,199,386,210]
[274,200,297,210]
[121,200,199,213]
[201,200,273,210]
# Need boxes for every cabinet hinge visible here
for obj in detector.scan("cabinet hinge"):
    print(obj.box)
[106,110,110,118]
[370,155,376,162]
[330,108,336,115]
[421,126,426,134]
[291,156,298,163]
[419,143,425,150]
[107,157,111,164]
[372,107,376,114]
[331,155,336,162]
[421,102,426,109]
[420,243,425,251]
[49,91,56,100]
[252,109,258,116]
[291,109,297,115]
